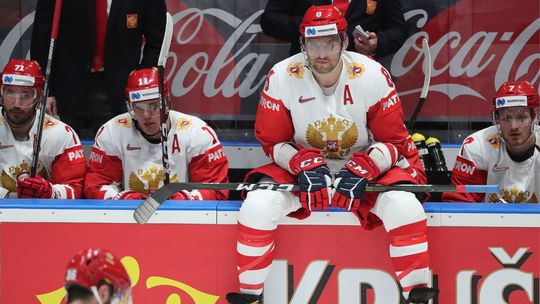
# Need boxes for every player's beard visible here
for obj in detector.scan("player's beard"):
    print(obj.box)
[5,106,36,128]
[309,54,342,75]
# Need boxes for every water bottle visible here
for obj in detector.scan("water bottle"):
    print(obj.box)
[412,133,431,172]
[426,137,448,172]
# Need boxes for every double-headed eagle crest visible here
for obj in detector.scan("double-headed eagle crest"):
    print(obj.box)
[306,115,358,159]
[488,187,538,203]
[129,165,178,195]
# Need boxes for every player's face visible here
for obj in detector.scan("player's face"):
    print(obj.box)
[304,35,343,74]
[132,98,162,136]
[1,85,38,127]
[495,107,533,146]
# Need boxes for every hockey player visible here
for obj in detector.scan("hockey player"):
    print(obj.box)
[0,59,86,199]
[443,81,540,203]
[84,67,229,200]
[226,5,437,304]
[65,248,132,304]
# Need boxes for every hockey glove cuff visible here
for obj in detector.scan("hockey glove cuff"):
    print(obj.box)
[113,190,148,200]
[17,176,53,199]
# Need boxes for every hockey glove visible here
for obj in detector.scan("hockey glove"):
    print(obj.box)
[331,152,380,211]
[113,190,148,200]
[290,148,332,211]
[169,190,202,200]
[332,168,368,211]
[17,176,53,199]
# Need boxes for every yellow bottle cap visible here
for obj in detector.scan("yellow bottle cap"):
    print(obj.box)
[425,137,441,145]
[411,133,426,142]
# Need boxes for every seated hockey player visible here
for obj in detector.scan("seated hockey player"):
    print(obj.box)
[84,67,228,200]
[65,248,132,304]
[0,58,86,199]
[443,81,539,203]
[226,5,438,304]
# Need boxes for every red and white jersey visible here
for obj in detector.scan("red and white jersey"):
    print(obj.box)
[254,51,424,185]
[84,110,229,200]
[0,110,86,198]
[443,126,540,203]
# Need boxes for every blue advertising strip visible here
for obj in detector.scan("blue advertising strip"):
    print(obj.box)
[0,200,538,214]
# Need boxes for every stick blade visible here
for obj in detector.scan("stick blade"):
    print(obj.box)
[133,197,161,224]
[157,12,173,67]
[420,38,431,99]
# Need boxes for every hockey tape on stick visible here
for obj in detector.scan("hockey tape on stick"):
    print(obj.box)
[158,12,173,184]
[31,0,62,176]
[407,38,431,130]
[133,182,499,224]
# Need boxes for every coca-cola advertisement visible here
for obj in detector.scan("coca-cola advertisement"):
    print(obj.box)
[0,0,538,130]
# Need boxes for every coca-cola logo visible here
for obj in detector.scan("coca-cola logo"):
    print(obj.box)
[165,1,269,116]
[393,0,539,119]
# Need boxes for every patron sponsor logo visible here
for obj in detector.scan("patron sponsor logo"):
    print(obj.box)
[298,96,316,103]
[67,149,85,162]
[259,96,280,111]
[89,151,103,164]
[454,158,476,175]
[126,144,142,151]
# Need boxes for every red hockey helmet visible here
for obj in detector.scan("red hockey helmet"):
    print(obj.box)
[1,59,44,90]
[125,67,170,104]
[493,81,539,112]
[65,248,131,294]
[300,5,348,38]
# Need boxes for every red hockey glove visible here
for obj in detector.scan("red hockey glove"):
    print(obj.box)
[113,190,148,200]
[290,148,332,211]
[17,176,53,199]
[331,168,368,211]
[331,152,378,211]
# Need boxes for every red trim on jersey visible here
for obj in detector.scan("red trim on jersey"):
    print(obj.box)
[189,144,229,200]
[255,91,294,156]
[50,145,86,199]
[84,147,123,199]
[442,155,487,202]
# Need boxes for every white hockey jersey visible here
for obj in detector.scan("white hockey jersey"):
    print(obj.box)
[84,110,228,200]
[0,109,86,198]
[252,51,424,186]
[443,126,540,203]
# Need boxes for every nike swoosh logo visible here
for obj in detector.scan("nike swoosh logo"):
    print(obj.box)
[0,144,14,150]
[298,96,316,103]
[492,165,509,172]
[126,144,141,151]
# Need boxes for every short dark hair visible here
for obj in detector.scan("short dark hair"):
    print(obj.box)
[66,285,93,303]
[66,281,114,304]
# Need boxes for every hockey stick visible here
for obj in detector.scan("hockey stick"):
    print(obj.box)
[30,0,62,177]
[133,183,499,224]
[407,38,431,130]
[157,12,173,184]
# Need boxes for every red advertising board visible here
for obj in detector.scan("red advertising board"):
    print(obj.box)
[2,221,538,303]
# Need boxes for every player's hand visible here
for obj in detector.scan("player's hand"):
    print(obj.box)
[45,96,58,118]
[331,152,379,210]
[353,31,377,56]
[298,165,332,211]
[331,168,368,211]
[169,190,200,200]
[290,148,332,211]
[113,190,148,200]
[17,176,53,198]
